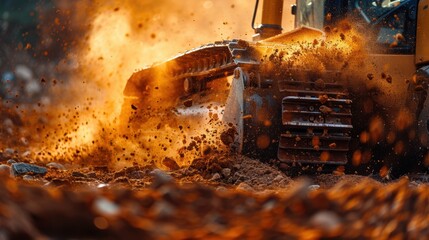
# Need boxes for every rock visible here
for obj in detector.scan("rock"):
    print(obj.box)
[46,162,66,170]
[11,163,47,177]
[210,173,221,181]
[22,175,34,181]
[162,157,180,171]
[216,186,227,192]
[310,211,342,232]
[128,171,145,179]
[220,128,236,146]
[4,148,15,156]
[273,175,284,182]
[183,99,193,107]
[20,137,29,146]
[287,178,312,199]
[151,169,173,188]
[262,199,277,211]
[152,201,176,219]
[113,170,125,179]
[93,197,120,216]
[0,164,10,174]
[15,65,33,81]
[86,172,97,178]
[72,171,87,178]
[221,168,231,178]
[6,159,16,164]
[309,185,321,190]
[97,183,109,189]
[3,118,13,128]
[236,182,254,192]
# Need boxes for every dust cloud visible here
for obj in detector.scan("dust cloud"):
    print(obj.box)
[22,0,293,168]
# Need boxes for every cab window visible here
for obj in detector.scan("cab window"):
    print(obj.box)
[356,0,406,22]
[295,0,327,29]
[356,0,416,54]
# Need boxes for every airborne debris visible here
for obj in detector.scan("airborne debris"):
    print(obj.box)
[183,99,193,107]
[386,74,392,83]
[162,157,180,171]
[220,127,236,146]
[315,78,325,90]
[319,105,333,114]
[319,94,329,104]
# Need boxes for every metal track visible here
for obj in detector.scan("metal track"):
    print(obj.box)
[124,41,238,98]
[278,71,352,165]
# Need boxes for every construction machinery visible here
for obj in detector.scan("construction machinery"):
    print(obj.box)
[122,0,429,175]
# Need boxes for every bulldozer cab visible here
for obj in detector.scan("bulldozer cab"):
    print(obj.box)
[293,0,417,54]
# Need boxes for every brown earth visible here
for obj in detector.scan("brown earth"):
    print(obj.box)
[0,150,428,239]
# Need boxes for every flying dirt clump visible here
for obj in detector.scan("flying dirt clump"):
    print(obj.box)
[260,21,369,77]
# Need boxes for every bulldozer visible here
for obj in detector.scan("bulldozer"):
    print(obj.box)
[121,0,429,176]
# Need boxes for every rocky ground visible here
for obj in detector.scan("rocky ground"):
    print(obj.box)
[1,150,429,239]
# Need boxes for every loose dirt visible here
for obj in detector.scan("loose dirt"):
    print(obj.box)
[0,149,427,239]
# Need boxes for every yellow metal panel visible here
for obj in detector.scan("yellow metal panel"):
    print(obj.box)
[417,0,429,65]
[261,0,284,26]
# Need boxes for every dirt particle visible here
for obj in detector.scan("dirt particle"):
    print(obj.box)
[326,13,332,22]
[162,158,180,171]
[220,127,236,146]
[184,99,193,107]
[201,144,212,156]
[210,173,221,181]
[386,75,392,83]
[324,26,331,33]
[319,105,333,115]
[319,94,329,104]
[221,168,231,177]
[315,78,325,90]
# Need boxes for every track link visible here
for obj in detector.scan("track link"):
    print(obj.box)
[277,71,352,165]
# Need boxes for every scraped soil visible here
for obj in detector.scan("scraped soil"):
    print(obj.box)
[1,151,429,239]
